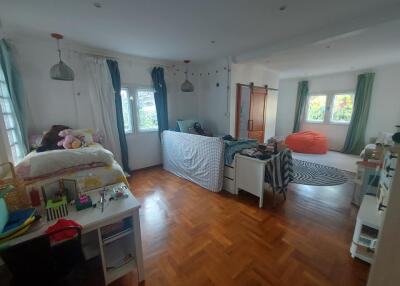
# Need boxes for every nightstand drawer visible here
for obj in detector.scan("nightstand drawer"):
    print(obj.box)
[223,166,235,179]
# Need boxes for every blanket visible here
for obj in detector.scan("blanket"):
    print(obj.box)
[224,139,258,165]
[15,143,114,181]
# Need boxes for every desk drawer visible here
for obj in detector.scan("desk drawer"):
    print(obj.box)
[224,165,235,179]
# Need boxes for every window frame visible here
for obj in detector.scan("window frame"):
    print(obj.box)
[121,85,159,135]
[120,87,133,134]
[305,94,328,124]
[329,92,355,125]
[0,77,25,163]
[303,91,354,126]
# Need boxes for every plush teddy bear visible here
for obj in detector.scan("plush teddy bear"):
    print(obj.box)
[57,129,82,149]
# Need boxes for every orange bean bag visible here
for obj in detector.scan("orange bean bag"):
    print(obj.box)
[285,131,328,154]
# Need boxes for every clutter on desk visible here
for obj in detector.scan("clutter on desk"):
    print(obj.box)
[111,185,128,200]
[75,194,93,211]
[46,218,82,242]
[45,196,68,221]
[0,206,40,244]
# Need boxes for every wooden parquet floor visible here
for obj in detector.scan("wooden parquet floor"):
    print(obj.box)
[114,166,369,286]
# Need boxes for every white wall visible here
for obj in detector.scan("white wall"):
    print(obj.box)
[276,63,400,149]
[198,58,231,136]
[197,60,280,139]
[230,62,280,141]
[9,35,200,170]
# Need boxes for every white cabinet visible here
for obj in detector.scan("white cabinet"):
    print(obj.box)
[350,195,382,263]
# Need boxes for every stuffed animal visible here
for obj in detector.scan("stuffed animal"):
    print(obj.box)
[57,129,82,149]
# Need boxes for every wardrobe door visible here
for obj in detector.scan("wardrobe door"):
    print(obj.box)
[248,87,267,143]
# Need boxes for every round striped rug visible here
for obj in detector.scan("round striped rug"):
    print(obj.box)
[292,159,348,186]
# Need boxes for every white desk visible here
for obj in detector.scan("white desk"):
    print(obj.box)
[2,183,144,285]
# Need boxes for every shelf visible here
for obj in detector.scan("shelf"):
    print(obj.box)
[106,258,136,284]
[102,228,134,245]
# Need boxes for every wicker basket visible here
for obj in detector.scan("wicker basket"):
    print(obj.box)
[0,162,30,212]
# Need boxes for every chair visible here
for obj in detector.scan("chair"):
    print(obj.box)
[0,226,85,286]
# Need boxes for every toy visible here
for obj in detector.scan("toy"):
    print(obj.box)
[57,129,82,149]
[46,196,68,221]
[75,195,92,211]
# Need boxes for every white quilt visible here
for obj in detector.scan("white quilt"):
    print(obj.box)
[15,143,114,180]
[162,131,224,192]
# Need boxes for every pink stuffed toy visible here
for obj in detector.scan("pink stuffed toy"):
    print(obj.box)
[57,129,82,149]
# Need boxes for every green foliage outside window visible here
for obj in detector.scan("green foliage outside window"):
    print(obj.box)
[331,94,353,123]
[306,95,326,122]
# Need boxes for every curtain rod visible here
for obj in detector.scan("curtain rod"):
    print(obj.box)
[237,83,279,91]
[70,49,172,69]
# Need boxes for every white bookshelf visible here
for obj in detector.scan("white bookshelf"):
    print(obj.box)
[350,195,382,263]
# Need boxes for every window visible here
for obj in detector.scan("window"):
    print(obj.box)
[330,93,354,123]
[120,87,158,134]
[306,95,327,123]
[121,88,133,133]
[0,69,25,163]
[135,89,158,132]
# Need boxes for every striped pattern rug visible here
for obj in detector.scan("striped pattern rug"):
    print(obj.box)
[292,159,348,186]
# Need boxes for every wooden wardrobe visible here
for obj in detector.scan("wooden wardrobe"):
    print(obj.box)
[235,83,267,143]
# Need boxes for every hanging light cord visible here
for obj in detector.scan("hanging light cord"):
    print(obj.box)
[57,39,62,62]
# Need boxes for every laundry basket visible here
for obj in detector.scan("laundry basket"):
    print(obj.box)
[0,162,30,211]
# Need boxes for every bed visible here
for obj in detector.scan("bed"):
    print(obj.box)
[15,143,127,194]
[162,131,224,192]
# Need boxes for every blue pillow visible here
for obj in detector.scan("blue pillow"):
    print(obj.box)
[177,120,197,133]
[0,198,9,233]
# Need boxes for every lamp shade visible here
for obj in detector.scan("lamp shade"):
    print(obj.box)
[181,60,194,92]
[181,79,194,92]
[50,60,74,81]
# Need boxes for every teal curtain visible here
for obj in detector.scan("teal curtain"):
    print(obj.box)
[106,60,130,173]
[0,39,28,152]
[151,67,168,136]
[292,80,309,133]
[342,73,375,154]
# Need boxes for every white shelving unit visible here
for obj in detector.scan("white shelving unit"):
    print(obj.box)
[350,146,399,264]
[350,195,383,263]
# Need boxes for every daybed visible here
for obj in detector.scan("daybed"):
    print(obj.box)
[161,130,224,192]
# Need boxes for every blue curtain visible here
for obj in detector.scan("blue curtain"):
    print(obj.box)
[0,39,28,152]
[292,81,309,133]
[342,72,375,154]
[151,67,168,136]
[106,60,130,172]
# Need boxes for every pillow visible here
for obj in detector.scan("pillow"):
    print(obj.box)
[0,198,8,233]
[177,120,197,133]
[72,128,94,144]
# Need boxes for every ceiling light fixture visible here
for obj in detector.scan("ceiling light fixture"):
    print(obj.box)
[181,60,194,92]
[49,33,74,81]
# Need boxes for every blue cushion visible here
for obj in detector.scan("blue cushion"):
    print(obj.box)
[0,198,9,233]
[177,120,197,133]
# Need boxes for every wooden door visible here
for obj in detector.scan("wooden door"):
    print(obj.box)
[248,87,267,143]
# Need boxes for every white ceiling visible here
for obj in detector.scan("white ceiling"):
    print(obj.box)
[260,19,400,78]
[1,0,400,63]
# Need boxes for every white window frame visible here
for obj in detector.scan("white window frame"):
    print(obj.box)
[304,91,354,125]
[305,94,328,124]
[121,85,159,135]
[120,87,133,134]
[329,92,355,125]
[0,76,25,163]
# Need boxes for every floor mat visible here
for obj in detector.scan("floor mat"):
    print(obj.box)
[292,159,348,186]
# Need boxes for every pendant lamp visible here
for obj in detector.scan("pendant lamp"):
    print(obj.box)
[181,60,194,92]
[50,33,74,81]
